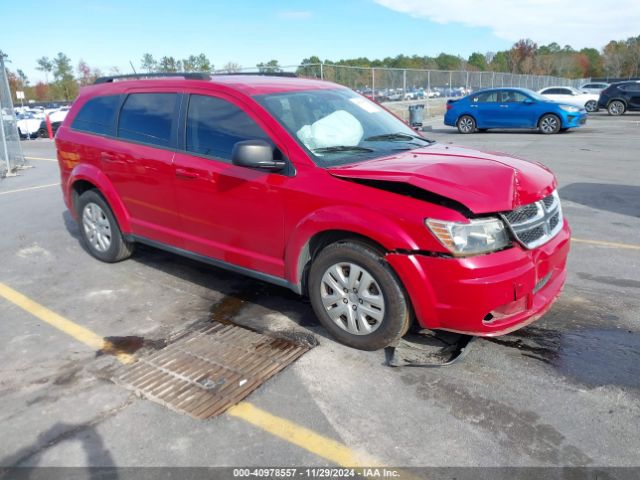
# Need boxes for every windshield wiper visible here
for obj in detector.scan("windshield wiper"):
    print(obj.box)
[312,145,374,154]
[364,132,434,144]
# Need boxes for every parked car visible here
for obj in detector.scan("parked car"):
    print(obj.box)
[537,86,600,112]
[579,82,609,95]
[56,74,570,350]
[16,113,41,139]
[37,119,62,138]
[445,88,587,134]
[597,81,640,115]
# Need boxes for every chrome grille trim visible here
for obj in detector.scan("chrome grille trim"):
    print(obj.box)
[502,191,563,249]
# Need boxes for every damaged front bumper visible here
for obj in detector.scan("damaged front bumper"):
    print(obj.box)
[386,220,571,336]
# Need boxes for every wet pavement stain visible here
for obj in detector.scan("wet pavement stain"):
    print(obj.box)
[577,272,640,290]
[97,336,167,358]
[400,374,593,465]
[487,325,640,389]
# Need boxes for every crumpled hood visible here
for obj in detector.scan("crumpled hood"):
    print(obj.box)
[327,144,556,214]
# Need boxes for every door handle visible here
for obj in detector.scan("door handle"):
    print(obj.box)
[500,105,509,108]
[175,168,201,179]
[470,105,478,108]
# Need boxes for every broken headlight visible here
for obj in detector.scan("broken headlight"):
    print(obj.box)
[425,217,510,256]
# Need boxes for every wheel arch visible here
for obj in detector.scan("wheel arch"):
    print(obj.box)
[67,164,132,233]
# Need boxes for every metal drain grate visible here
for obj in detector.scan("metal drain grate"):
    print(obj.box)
[114,322,311,419]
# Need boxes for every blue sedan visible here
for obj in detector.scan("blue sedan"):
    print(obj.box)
[444,88,587,134]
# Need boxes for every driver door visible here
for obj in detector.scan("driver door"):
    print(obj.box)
[173,93,288,278]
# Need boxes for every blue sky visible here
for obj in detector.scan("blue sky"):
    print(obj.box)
[2,0,638,83]
[2,0,509,82]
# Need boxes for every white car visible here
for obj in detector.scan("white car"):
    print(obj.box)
[16,113,42,139]
[48,108,69,123]
[579,82,609,95]
[537,86,600,112]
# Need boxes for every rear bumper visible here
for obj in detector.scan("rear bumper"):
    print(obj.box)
[386,220,571,336]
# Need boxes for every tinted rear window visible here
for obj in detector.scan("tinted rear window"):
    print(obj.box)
[71,95,122,135]
[118,93,177,147]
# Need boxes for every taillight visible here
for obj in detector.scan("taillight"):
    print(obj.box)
[446,103,454,110]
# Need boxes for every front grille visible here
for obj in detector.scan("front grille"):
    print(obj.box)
[502,191,563,249]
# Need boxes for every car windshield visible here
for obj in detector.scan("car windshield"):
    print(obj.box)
[254,88,433,167]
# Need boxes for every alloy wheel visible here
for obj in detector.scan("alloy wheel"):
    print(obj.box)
[458,116,474,133]
[540,115,559,134]
[82,202,112,252]
[320,262,385,335]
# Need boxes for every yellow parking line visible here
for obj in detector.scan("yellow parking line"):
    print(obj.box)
[0,282,134,364]
[0,183,60,196]
[24,156,57,162]
[228,402,378,467]
[572,237,640,251]
[0,282,377,467]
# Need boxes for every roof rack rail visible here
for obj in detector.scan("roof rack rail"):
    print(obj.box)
[94,72,211,84]
[212,72,297,78]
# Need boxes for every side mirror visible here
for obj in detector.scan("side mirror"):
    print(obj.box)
[232,139,286,171]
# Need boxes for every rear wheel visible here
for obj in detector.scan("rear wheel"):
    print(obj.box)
[456,115,476,134]
[538,114,561,134]
[308,241,411,350]
[607,100,625,116]
[585,100,598,112]
[76,190,134,263]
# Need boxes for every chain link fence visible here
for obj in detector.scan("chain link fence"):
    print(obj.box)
[221,63,587,120]
[0,55,24,178]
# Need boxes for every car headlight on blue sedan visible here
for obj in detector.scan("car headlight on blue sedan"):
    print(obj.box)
[559,105,581,113]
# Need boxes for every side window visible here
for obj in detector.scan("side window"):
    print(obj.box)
[186,94,272,160]
[71,95,122,135]
[543,88,561,95]
[621,83,640,92]
[474,92,497,103]
[117,93,177,148]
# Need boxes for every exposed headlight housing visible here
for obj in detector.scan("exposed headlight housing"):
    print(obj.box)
[560,105,580,112]
[426,217,510,256]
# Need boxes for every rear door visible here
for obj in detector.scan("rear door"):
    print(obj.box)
[172,92,288,278]
[621,83,640,109]
[499,91,538,128]
[469,91,501,128]
[104,91,183,246]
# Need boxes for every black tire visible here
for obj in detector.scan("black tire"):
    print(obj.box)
[456,115,476,134]
[585,100,598,112]
[308,241,411,350]
[75,190,134,263]
[607,100,625,116]
[538,114,561,134]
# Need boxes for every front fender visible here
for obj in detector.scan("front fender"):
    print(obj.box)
[284,205,424,287]
[67,163,132,233]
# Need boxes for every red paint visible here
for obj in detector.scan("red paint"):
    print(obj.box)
[55,75,570,336]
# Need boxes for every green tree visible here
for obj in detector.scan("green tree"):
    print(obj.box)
[140,53,157,72]
[36,56,53,84]
[257,60,282,73]
[52,52,78,101]
[158,56,181,72]
[467,52,487,71]
[195,53,212,72]
[222,62,241,73]
[434,53,460,70]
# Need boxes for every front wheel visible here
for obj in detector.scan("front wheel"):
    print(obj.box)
[607,100,625,116]
[456,115,476,134]
[308,241,411,350]
[538,114,561,134]
[585,100,598,112]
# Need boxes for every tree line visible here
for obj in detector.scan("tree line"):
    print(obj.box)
[299,35,640,79]
[3,34,639,103]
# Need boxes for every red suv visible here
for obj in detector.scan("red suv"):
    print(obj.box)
[56,73,571,350]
